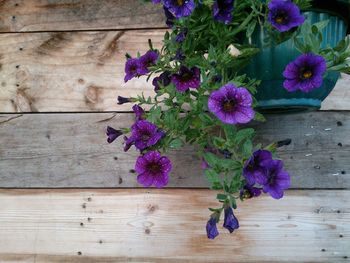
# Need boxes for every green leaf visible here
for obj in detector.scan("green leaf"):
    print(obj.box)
[216,193,227,201]
[169,138,183,149]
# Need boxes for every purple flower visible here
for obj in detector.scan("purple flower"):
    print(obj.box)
[213,0,234,24]
[283,53,327,93]
[263,160,291,199]
[124,58,140,82]
[243,150,273,185]
[206,216,219,239]
[174,49,185,61]
[152,71,171,92]
[135,151,172,188]
[152,0,161,3]
[240,184,262,199]
[117,96,132,105]
[268,0,305,32]
[223,207,239,233]
[175,29,188,42]
[138,50,159,75]
[163,0,196,18]
[132,104,145,120]
[163,6,176,27]
[127,120,164,151]
[106,126,123,144]
[171,66,201,92]
[208,83,255,125]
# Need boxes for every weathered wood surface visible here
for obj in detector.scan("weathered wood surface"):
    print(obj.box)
[0,0,165,32]
[0,189,348,262]
[0,111,349,188]
[0,30,349,112]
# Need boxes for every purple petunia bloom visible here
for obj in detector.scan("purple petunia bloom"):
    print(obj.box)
[171,66,201,92]
[175,28,188,42]
[132,104,145,120]
[124,120,164,151]
[208,83,255,125]
[263,159,291,199]
[268,0,305,32]
[283,53,327,93]
[138,50,159,75]
[124,58,140,82]
[106,126,123,144]
[213,0,234,24]
[240,184,262,199]
[163,6,176,27]
[135,151,172,188]
[223,207,239,233]
[163,0,196,18]
[206,216,219,239]
[152,71,171,92]
[243,150,273,185]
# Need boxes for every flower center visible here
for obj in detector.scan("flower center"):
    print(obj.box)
[302,70,313,79]
[275,13,287,24]
[176,0,184,6]
[142,133,151,141]
[181,72,193,81]
[223,100,235,112]
[147,163,161,173]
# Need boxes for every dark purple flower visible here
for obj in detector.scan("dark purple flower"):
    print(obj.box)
[138,50,159,75]
[208,83,254,124]
[135,151,172,188]
[174,49,185,61]
[152,71,171,92]
[171,66,201,92]
[268,0,305,32]
[213,0,234,24]
[240,184,262,199]
[124,58,140,82]
[263,160,291,199]
[223,207,239,233]
[243,150,273,185]
[206,216,219,239]
[132,104,145,120]
[106,126,123,144]
[123,136,133,152]
[163,6,176,27]
[283,53,327,93]
[129,120,164,151]
[163,0,196,18]
[175,29,187,42]
[117,96,132,105]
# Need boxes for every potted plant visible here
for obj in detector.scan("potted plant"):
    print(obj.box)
[107,0,350,239]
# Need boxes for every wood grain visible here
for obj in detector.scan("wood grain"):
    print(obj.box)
[0,30,349,112]
[0,0,165,32]
[0,111,349,188]
[0,189,348,262]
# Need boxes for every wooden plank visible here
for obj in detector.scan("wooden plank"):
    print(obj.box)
[0,189,348,262]
[0,30,349,112]
[0,0,164,32]
[0,111,349,188]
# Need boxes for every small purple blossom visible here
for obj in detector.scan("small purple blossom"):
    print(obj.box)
[132,104,145,120]
[268,0,305,32]
[171,66,201,92]
[163,0,196,18]
[223,207,239,233]
[163,6,176,27]
[175,29,187,42]
[152,0,161,3]
[138,50,159,75]
[283,53,327,93]
[263,160,291,199]
[208,83,255,125]
[206,216,219,239]
[126,120,164,151]
[117,96,132,105]
[213,0,234,24]
[243,150,273,185]
[135,151,172,188]
[240,184,262,199]
[152,71,171,92]
[174,49,185,61]
[124,58,140,82]
[106,126,123,144]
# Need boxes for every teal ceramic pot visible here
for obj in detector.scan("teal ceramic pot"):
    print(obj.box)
[244,1,349,113]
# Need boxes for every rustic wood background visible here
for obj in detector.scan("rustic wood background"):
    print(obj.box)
[0,1,349,262]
